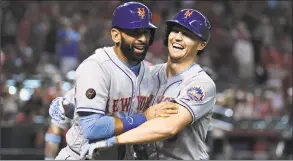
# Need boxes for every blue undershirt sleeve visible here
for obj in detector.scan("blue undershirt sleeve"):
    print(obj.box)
[79,113,115,140]
[79,112,147,140]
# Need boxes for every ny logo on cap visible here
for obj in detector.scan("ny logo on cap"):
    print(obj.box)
[137,8,145,19]
[184,9,193,19]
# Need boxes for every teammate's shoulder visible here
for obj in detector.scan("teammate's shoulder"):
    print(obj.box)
[192,71,216,91]
[187,65,216,89]
[150,63,166,77]
[200,72,216,88]
[183,72,216,103]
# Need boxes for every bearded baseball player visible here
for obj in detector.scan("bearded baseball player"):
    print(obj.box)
[51,2,179,160]
[79,8,216,160]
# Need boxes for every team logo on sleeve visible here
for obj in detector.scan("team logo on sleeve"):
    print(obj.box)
[86,88,96,99]
[187,85,205,101]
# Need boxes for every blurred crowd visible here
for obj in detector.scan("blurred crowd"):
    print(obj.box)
[1,1,292,128]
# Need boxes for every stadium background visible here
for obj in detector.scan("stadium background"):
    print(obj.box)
[0,0,292,160]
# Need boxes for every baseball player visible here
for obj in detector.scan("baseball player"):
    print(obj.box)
[44,88,75,160]
[80,9,216,160]
[52,2,179,160]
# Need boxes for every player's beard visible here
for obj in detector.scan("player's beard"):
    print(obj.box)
[120,37,148,64]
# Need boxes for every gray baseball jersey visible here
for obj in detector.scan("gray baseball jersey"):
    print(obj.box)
[64,47,153,159]
[147,63,216,160]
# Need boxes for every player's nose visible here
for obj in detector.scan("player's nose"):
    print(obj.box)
[174,32,183,41]
[137,33,148,43]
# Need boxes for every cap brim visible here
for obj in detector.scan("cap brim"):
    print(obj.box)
[149,22,157,29]
[113,21,157,29]
[165,20,183,27]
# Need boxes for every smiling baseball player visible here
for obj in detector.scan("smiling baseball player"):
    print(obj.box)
[78,9,216,160]
[50,2,181,160]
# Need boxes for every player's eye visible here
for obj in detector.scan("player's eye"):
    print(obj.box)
[123,29,150,37]
[181,31,190,37]
[142,30,151,36]
[135,29,151,36]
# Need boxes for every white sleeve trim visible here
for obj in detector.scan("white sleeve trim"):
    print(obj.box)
[76,107,105,115]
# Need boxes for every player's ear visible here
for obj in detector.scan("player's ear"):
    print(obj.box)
[197,41,206,51]
[111,28,121,43]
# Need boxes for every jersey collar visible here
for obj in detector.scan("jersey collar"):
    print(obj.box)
[104,47,146,80]
[160,63,204,85]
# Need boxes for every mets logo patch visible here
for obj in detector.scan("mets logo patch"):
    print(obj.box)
[137,8,145,19]
[187,85,205,102]
[86,88,96,99]
[184,9,193,19]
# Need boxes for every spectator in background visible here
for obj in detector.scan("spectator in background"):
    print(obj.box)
[2,85,18,124]
[19,87,45,123]
[80,11,104,60]
[0,50,5,72]
[17,9,34,50]
[46,75,66,103]
[286,87,292,125]
[96,20,114,47]
[254,16,274,47]
[282,58,292,100]
[2,44,22,75]
[233,89,255,120]
[261,45,283,69]
[1,10,17,47]
[43,16,58,64]
[56,17,80,75]
[231,21,255,85]
[30,10,50,67]
[271,87,285,117]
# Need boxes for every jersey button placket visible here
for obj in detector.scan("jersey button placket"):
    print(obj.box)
[130,78,137,115]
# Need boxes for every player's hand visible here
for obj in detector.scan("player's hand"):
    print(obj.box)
[49,97,75,123]
[79,137,117,159]
[49,97,66,122]
[144,101,179,120]
[79,142,97,160]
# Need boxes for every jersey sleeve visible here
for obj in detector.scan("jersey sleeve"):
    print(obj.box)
[75,59,110,115]
[175,77,216,124]
[64,88,76,103]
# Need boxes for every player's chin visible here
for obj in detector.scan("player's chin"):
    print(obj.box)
[168,53,186,62]
[133,53,146,62]
[132,50,147,61]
